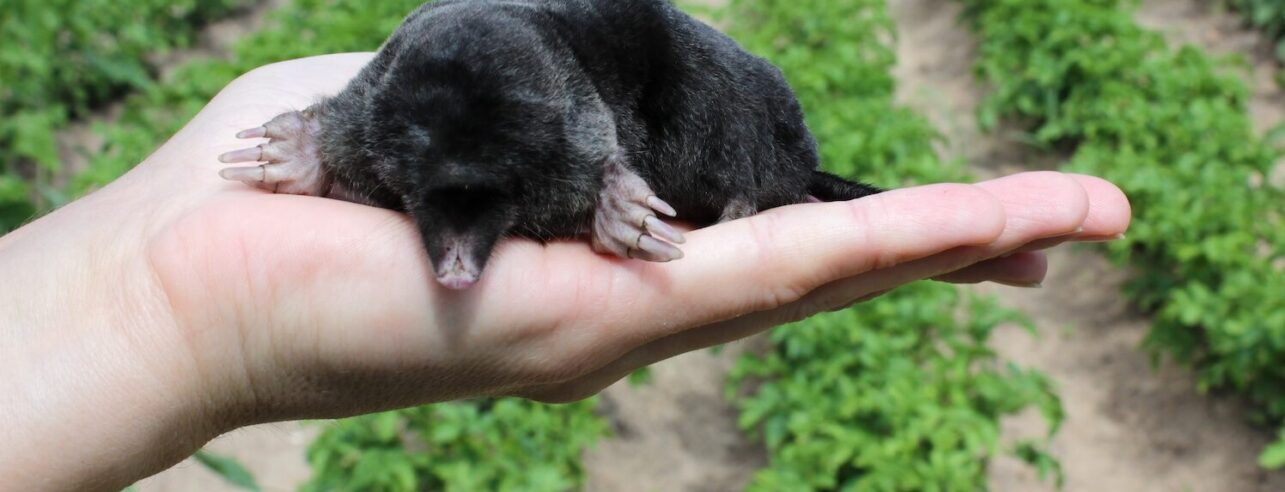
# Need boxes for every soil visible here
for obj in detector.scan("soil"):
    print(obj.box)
[582,343,767,492]
[134,0,1285,491]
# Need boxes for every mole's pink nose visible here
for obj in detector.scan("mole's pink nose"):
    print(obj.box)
[434,249,481,290]
[436,272,478,290]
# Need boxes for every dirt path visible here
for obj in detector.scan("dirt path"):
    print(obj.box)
[889,0,1285,490]
[583,344,766,492]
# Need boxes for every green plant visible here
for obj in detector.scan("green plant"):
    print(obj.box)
[71,0,439,196]
[730,287,1064,490]
[963,0,1285,466]
[719,0,1064,488]
[0,0,250,231]
[1228,0,1285,60]
[301,399,606,492]
[194,450,262,491]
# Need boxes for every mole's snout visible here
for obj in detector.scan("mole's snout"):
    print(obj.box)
[432,240,485,290]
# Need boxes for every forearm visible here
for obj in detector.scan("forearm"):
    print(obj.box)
[0,201,223,491]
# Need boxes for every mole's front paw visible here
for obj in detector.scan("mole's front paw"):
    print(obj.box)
[219,109,329,196]
[592,157,686,262]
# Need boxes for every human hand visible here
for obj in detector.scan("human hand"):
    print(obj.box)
[0,54,1130,490]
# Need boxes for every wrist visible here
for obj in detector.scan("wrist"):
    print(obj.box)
[0,197,238,490]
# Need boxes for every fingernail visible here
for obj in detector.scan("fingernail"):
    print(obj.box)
[646,196,678,217]
[644,216,685,244]
[994,280,1043,289]
[1079,233,1126,243]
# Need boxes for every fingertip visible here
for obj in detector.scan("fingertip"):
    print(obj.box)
[975,171,1090,238]
[1066,173,1132,240]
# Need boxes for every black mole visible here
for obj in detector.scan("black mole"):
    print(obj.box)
[218,0,881,289]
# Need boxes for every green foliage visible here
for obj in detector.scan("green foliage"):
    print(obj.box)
[70,0,436,196]
[0,0,249,231]
[1261,432,1285,468]
[721,0,1063,489]
[301,399,607,492]
[193,450,262,491]
[730,287,1064,491]
[1228,0,1285,61]
[963,0,1285,466]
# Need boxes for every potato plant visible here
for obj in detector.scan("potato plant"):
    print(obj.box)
[963,0,1285,467]
[722,0,1065,489]
[300,399,606,492]
[1228,0,1285,61]
[0,0,249,230]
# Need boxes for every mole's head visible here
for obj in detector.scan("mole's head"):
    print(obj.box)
[369,57,566,290]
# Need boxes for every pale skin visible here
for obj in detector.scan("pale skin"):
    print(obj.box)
[0,54,1130,491]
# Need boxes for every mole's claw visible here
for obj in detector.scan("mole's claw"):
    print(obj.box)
[218,146,264,163]
[646,196,677,217]
[644,216,685,244]
[636,235,684,262]
[236,127,268,139]
[219,166,266,183]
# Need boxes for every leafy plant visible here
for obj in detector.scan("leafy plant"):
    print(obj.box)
[0,0,250,231]
[71,0,439,196]
[301,399,606,492]
[963,0,1285,466]
[1228,0,1285,61]
[194,450,262,492]
[720,0,1064,489]
[730,287,1064,490]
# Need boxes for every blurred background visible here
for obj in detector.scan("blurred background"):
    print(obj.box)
[4,0,1283,490]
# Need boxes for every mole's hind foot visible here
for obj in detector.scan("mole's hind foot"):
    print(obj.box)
[219,109,328,196]
[592,157,685,262]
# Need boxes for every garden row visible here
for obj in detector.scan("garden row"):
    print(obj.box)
[75,0,1068,489]
[0,0,251,231]
[720,0,1064,489]
[962,0,1285,467]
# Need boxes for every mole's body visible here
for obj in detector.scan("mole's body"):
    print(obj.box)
[219,0,880,289]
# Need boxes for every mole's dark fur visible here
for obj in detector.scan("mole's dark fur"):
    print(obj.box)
[220,0,880,289]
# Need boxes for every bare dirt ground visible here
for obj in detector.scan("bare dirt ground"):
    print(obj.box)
[889,0,1285,491]
[583,343,766,492]
[135,0,1285,491]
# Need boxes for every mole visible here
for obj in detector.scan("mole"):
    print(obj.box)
[218,0,881,290]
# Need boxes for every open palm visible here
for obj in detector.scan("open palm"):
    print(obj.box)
[34,54,1128,423]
